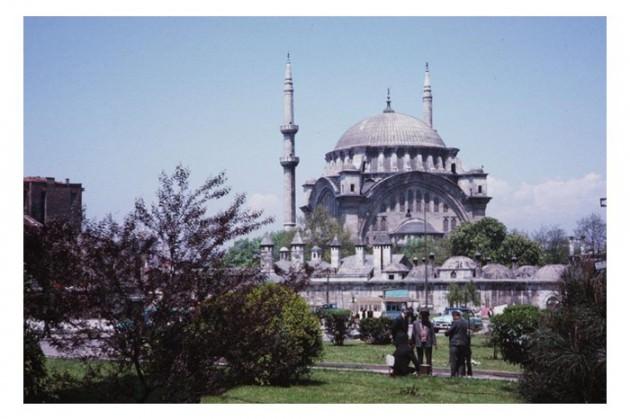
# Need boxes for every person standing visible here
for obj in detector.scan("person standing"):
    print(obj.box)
[391,306,409,343]
[445,310,468,377]
[412,308,437,372]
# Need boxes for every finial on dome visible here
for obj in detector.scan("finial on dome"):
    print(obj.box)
[425,61,429,72]
[383,88,394,113]
[287,52,291,63]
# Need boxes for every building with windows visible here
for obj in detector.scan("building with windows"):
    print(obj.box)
[23,176,83,230]
[270,58,561,314]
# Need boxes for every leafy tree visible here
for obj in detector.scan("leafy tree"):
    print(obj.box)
[496,233,543,266]
[574,213,606,254]
[24,324,48,402]
[519,261,606,402]
[33,165,272,402]
[359,317,393,344]
[490,305,541,365]
[321,308,353,346]
[224,237,261,268]
[446,283,463,307]
[398,236,450,265]
[446,281,480,307]
[448,217,507,261]
[188,283,322,388]
[532,225,570,264]
[301,205,354,261]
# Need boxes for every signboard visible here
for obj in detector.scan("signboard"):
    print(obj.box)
[384,289,409,298]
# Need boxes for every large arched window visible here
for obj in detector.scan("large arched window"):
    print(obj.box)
[316,188,337,217]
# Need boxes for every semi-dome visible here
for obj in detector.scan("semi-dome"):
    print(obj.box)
[515,265,538,278]
[334,111,446,151]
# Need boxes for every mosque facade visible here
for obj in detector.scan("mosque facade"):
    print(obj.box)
[267,57,562,314]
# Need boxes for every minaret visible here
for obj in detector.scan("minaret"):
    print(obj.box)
[280,53,299,231]
[423,62,433,128]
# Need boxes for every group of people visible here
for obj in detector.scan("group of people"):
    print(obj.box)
[389,307,473,378]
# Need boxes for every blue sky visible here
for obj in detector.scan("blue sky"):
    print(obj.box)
[24,17,606,234]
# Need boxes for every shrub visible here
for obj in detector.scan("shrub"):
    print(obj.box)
[191,283,323,387]
[359,317,392,344]
[490,304,541,365]
[322,308,353,346]
[518,261,606,403]
[24,325,48,402]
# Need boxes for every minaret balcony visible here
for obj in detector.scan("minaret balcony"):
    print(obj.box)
[280,156,300,167]
[280,124,299,135]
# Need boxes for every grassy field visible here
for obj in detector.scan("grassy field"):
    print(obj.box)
[321,335,522,373]
[201,369,522,403]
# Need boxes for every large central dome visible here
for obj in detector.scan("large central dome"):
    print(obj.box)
[334,111,446,151]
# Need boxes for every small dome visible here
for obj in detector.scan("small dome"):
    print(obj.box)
[535,264,566,281]
[441,256,477,270]
[279,246,289,252]
[515,265,538,278]
[334,111,446,151]
[482,263,513,279]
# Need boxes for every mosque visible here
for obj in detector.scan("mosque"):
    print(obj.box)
[265,56,563,314]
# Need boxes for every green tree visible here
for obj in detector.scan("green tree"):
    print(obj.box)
[448,217,507,261]
[532,225,570,264]
[446,283,463,307]
[224,237,261,268]
[496,233,543,266]
[462,280,481,307]
[519,261,606,402]
[398,236,450,265]
[301,205,354,261]
[490,305,541,365]
[321,308,353,346]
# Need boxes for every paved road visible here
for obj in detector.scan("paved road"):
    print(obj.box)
[314,362,520,381]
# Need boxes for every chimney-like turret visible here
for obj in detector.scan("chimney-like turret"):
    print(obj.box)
[330,235,341,269]
[291,230,305,264]
[259,234,275,273]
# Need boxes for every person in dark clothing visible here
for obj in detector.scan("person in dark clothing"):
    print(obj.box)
[412,309,437,370]
[445,310,468,377]
[391,309,409,344]
[391,332,420,376]
[464,330,473,376]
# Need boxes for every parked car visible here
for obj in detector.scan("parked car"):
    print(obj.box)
[432,307,483,332]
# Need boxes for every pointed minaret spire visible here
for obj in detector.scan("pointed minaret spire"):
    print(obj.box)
[423,62,433,128]
[383,88,394,113]
[280,54,300,231]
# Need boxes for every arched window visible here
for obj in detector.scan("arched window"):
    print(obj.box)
[407,190,413,212]
[451,163,457,173]
[443,204,449,213]
[434,197,440,212]
[450,271,457,279]
[443,217,449,233]
[478,185,483,194]
[399,193,405,212]
[451,218,457,230]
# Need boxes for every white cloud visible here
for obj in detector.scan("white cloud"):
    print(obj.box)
[486,172,607,233]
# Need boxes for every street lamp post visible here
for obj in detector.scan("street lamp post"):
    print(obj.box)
[423,200,428,309]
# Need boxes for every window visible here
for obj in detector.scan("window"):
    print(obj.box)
[451,218,457,230]
[443,204,448,213]
[478,185,483,194]
[350,184,355,192]
[451,163,457,173]
[443,218,449,232]
[434,198,439,212]
[450,271,457,278]
[388,274,395,280]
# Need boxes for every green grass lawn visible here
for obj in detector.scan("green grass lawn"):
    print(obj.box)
[321,335,522,373]
[201,369,522,403]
